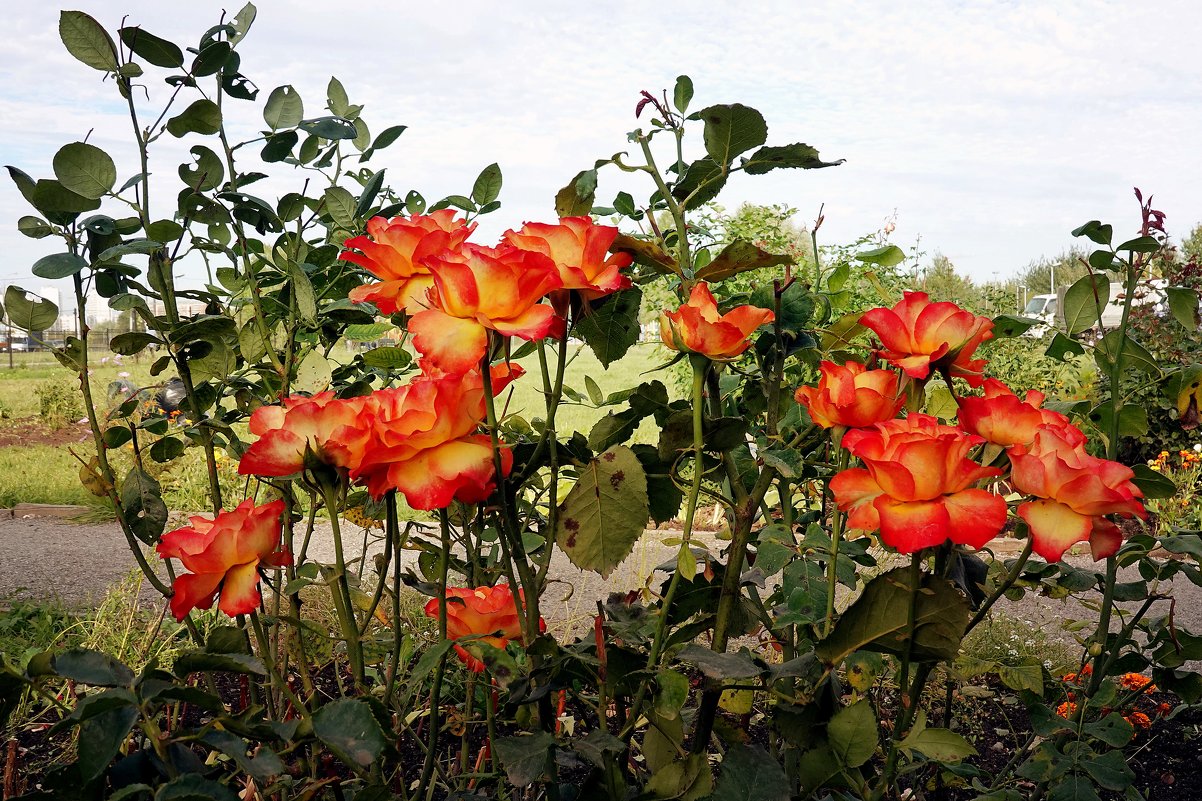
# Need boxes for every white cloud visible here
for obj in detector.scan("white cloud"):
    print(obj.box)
[0,0,1199,301]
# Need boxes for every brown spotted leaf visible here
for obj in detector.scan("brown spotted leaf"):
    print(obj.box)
[555,445,649,578]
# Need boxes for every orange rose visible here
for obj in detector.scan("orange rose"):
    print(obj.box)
[342,210,476,314]
[659,282,774,360]
[859,291,993,387]
[503,216,633,301]
[830,414,1006,552]
[409,244,564,375]
[1009,428,1145,562]
[958,378,1083,448]
[156,499,290,621]
[795,360,904,429]
[341,365,524,509]
[238,392,368,478]
[423,584,545,672]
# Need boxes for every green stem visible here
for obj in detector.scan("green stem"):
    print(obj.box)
[322,483,365,688]
[652,358,706,660]
[418,509,453,796]
[966,537,1033,633]
[872,554,924,800]
[250,612,311,721]
[637,135,690,275]
[824,446,851,637]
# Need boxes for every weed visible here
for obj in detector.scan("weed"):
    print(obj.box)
[33,380,84,430]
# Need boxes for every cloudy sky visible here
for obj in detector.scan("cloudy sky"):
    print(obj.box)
[2,0,1200,299]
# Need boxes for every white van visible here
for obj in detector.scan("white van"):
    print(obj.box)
[1023,280,1165,338]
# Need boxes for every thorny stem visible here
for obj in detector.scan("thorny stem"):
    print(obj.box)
[322,482,365,689]
[417,509,453,797]
[824,446,851,636]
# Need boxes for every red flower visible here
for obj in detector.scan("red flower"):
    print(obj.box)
[830,414,1006,552]
[409,244,564,375]
[340,365,524,509]
[156,500,290,621]
[342,210,476,315]
[659,282,774,360]
[1009,428,1145,562]
[238,392,368,478]
[423,584,545,672]
[795,360,904,429]
[503,216,633,301]
[859,292,994,386]
[958,379,1083,448]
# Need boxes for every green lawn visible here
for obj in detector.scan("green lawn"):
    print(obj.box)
[0,340,674,511]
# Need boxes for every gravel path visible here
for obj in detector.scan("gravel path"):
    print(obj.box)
[1,511,1198,665]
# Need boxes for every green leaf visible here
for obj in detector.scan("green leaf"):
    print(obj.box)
[299,116,358,140]
[574,287,642,367]
[110,332,158,355]
[284,261,318,324]
[313,698,387,771]
[78,703,138,781]
[898,714,976,762]
[53,142,116,199]
[229,2,258,44]
[1093,330,1159,376]
[1166,286,1200,329]
[1085,403,1148,438]
[343,322,393,341]
[361,346,411,370]
[696,240,792,283]
[711,744,790,801]
[1116,235,1161,253]
[816,567,971,665]
[741,142,843,174]
[494,732,554,787]
[828,700,877,768]
[166,99,222,137]
[120,467,168,544]
[1083,712,1134,748]
[1062,274,1110,335]
[118,26,184,68]
[555,445,649,578]
[697,103,767,166]
[150,437,184,463]
[59,11,118,72]
[362,125,407,160]
[32,252,87,280]
[354,169,386,219]
[324,185,356,230]
[18,216,54,239]
[178,145,224,192]
[676,644,762,679]
[1082,749,1135,791]
[673,75,694,113]
[1045,332,1085,361]
[1071,220,1113,246]
[190,41,231,76]
[173,651,266,676]
[154,774,239,801]
[327,76,350,116]
[5,287,58,331]
[645,754,713,801]
[52,648,134,686]
[856,245,906,267]
[472,162,503,206]
[672,157,726,210]
[1130,463,1177,499]
[991,314,1043,338]
[555,169,596,217]
[611,233,678,275]
[33,178,101,215]
[263,85,303,130]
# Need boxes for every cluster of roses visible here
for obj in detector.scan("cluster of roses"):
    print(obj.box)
[795,291,1146,562]
[156,213,633,627]
[1056,666,1168,730]
[154,227,1146,670]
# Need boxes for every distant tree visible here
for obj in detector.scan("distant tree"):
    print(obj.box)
[1020,249,1089,296]
[1181,222,1202,264]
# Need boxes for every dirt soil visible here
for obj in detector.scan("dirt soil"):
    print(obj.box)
[0,419,91,448]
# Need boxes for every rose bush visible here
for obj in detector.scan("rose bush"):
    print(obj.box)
[1,9,1199,801]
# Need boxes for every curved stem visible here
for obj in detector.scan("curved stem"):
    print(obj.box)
[871,553,924,800]
[966,536,1034,633]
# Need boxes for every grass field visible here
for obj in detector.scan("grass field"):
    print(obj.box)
[0,340,677,512]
